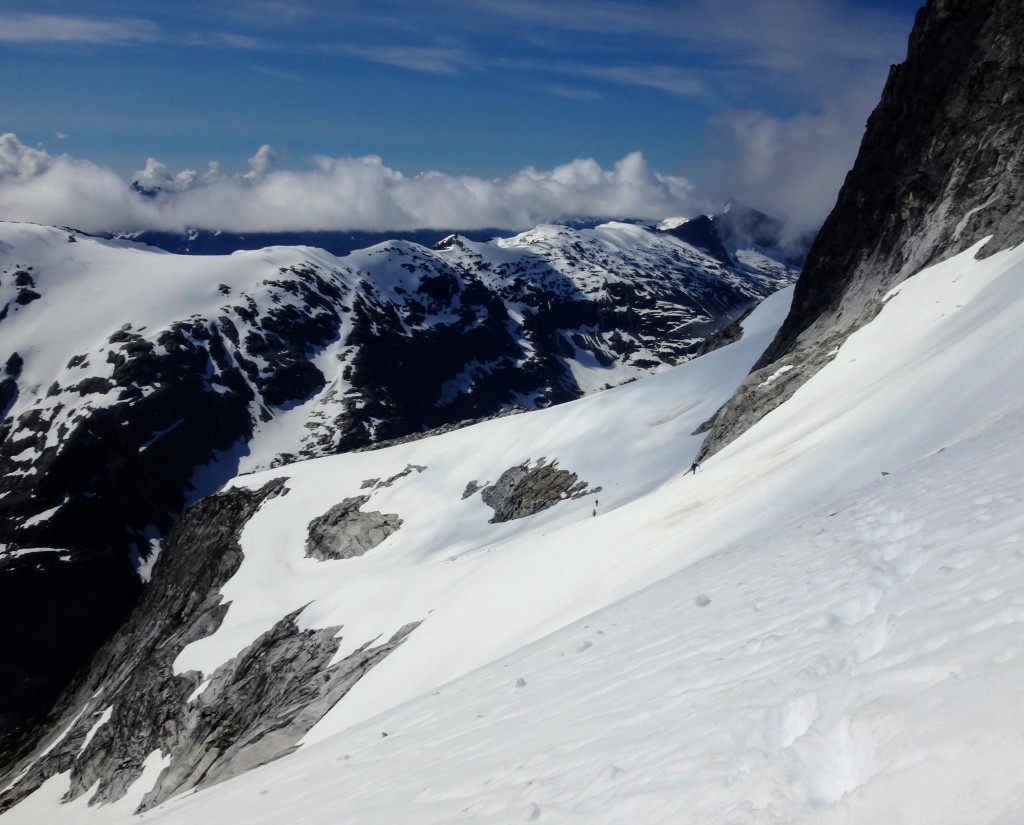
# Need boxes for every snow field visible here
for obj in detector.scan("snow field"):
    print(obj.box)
[140,238,1024,823]
[133,398,1024,824]
[5,236,1024,822]
[171,285,796,727]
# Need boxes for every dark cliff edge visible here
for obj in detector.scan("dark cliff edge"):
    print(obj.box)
[0,479,419,814]
[698,0,1024,459]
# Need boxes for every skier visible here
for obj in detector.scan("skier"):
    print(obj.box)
[687,460,700,475]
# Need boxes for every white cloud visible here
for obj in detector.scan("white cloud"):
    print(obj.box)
[0,133,708,234]
[0,134,53,179]
[544,84,602,102]
[0,142,155,230]
[244,145,277,179]
[242,62,313,83]
[453,0,909,85]
[0,13,158,44]
[335,44,469,75]
[184,31,268,50]
[706,87,880,233]
[567,63,706,98]
[134,158,195,192]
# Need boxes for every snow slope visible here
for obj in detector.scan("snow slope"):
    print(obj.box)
[6,238,1024,823]
[170,283,794,733]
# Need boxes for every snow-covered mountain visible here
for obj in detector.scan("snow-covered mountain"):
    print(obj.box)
[113,203,814,268]
[4,1,1024,821]
[0,219,794,756]
[109,227,515,258]
[5,224,1024,825]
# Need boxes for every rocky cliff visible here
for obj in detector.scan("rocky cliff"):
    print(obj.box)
[699,0,1024,458]
[0,479,420,813]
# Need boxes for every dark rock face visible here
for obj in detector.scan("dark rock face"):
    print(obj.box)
[715,203,816,270]
[0,479,280,812]
[699,0,1024,459]
[479,459,600,523]
[0,263,344,754]
[665,215,732,264]
[663,203,815,270]
[0,354,20,417]
[0,549,139,760]
[306,496,403,561]
[133,616,418,810]
[0,479,420,814]
[692,306,756,359]
[341,261,537,443]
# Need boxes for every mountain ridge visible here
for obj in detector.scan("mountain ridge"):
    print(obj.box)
[698,0,1024,460]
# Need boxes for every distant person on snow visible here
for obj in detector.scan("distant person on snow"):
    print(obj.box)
[687,460,700,475]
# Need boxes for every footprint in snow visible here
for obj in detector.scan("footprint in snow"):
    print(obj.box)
[830,588,883,626]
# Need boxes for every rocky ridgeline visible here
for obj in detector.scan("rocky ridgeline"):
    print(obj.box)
[700,0,1024,458]
[474,459,600,524]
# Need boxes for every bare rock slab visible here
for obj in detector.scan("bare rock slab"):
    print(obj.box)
[479,459,600,523]
[306,496,402,561]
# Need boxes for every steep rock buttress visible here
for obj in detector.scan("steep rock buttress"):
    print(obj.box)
[699,0,1024,458]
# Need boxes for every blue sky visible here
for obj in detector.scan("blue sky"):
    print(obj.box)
[0,1,922,233]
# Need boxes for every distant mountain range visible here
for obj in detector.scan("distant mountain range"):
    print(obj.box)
[109,202,813,268]
[110,226,515,258]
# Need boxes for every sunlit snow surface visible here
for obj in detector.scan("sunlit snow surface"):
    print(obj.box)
[7,238,1024,823]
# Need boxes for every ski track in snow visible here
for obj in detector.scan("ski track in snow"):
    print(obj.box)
[6,240,1024,823]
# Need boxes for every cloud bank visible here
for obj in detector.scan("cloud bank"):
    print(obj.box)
[0,134,708,234]
[706,88,880,233]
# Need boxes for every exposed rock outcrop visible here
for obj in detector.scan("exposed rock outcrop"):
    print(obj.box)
[306,496,403,561]
[478,459,599,523]
[692,305,755,359]
[699,0,1024,459]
